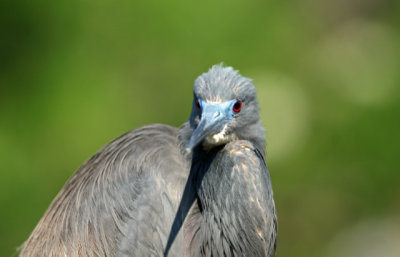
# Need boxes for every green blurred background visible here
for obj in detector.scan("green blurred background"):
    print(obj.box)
[1,0,400,256]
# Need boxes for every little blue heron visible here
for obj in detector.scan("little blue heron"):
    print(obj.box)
[20,64,277,257]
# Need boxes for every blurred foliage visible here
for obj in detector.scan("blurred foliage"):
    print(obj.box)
[1,0,400,256]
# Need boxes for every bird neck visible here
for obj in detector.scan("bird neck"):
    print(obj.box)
[183,146,268,256]
[178,120,268,256]
[235,120,266,156]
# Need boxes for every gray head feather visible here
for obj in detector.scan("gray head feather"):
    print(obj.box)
[194,64,257,102]
[182,64,266,155]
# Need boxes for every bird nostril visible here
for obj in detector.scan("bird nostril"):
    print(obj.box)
[213,112,221,118]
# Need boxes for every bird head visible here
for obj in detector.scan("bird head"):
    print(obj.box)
[185,64,265,152]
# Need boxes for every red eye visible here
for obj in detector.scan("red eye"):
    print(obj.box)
[233,100,242,113]
[195,99,201,110]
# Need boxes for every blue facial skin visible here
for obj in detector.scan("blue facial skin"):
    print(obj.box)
[187,98,239,150]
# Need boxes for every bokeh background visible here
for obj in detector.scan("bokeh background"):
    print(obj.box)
[1,0,400,256]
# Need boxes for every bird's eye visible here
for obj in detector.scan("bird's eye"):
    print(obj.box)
[233,100,242,113]
[195,99,201,111]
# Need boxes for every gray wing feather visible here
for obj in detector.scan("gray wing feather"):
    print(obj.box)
[20,124,189,257]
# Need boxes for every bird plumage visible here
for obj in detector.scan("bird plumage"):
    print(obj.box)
[20,125,189,257]
[20,64,277,257]
[183,141,276,257]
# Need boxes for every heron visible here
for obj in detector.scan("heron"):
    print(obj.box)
[20,64,277,257]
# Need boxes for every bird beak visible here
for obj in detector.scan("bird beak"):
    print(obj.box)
[186,102,230,151]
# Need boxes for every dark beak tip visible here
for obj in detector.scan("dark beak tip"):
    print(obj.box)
[185,141,194,152]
